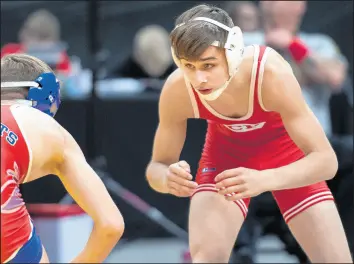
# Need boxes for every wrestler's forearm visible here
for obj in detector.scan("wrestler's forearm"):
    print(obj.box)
[146,161,169,194]
[265,151,338,191]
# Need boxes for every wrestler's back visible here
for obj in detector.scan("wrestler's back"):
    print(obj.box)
[1,102,61,262]
[4,103,63,182]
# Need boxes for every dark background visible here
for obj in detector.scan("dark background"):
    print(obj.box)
[1,1,353,73]
[1,0,353,239]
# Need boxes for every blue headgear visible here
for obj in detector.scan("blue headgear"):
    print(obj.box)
[1,72,61,117]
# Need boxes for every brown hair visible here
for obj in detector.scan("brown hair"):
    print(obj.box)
[1,53,54,99]
[170,4,234,62]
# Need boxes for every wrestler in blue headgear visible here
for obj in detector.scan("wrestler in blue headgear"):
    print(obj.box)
[1,72,61,117]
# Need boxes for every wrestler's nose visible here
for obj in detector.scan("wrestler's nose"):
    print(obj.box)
[196,70,208,84]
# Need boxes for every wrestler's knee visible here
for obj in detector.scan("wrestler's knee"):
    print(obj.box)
[188,191,245,263]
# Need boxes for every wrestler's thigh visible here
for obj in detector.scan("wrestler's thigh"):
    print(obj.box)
[189,191,247,263]
[287,201,352,263]
[273,182,352,262]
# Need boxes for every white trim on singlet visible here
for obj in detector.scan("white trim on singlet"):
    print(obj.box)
[257,47,273,112]
[192,183,249,217]
[4,248,20,263]
[185,45,260,121]
[10,104,33,184]
[282,191,334,223]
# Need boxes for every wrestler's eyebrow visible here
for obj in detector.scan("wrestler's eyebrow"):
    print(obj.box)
[198,56,217,61]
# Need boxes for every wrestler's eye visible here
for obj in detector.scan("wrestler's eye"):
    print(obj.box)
[184,63,195,70]
[204,64,214,69]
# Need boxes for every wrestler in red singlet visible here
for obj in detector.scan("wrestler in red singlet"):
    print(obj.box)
[191,46,332,222]
[146,4,352,262]
[1,104,32,263]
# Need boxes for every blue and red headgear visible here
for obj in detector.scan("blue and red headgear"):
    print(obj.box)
[1,72,61,117]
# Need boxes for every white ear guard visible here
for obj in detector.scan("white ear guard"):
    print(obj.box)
[171,17,245,77]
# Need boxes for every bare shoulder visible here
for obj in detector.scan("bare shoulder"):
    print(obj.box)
[160,68,189,102]
[235,45,258,82]
[159,68,194,122]
[13,105,63,142]
[239,45,256,71]
[265,48,293,75]
[243,45,257,62]
[261,49,305,113]
[12,105,65,175]
[20,107,79,153]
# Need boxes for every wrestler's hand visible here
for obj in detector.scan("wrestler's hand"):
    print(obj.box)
[165,160,198,197]
[214,167,270,201]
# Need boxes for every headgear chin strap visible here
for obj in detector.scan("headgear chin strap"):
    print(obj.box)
[195,77,232,101]
[1,72,61,117]
[171,17,245,101]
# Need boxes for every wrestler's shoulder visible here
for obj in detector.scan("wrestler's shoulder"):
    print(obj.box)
[241,45,291,74]
[159,69,194,119]
[164,68,186,89]
[160,68,189,100]
[11,105,66,171]
[243,45,257,60]
[14,105,64,140]
[238,45,257,74]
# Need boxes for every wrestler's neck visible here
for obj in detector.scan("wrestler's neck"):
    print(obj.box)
[219,71,243,99]
[1,93,28,105]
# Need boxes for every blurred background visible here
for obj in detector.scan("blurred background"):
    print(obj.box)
[1,0,353,263]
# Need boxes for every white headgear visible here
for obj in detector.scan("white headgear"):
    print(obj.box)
[171,17,244,101]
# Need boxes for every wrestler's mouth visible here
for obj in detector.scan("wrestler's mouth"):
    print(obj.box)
[197,88,213,95]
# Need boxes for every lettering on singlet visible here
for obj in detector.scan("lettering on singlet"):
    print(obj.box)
[224,121,266,133]
[1,123,19,146]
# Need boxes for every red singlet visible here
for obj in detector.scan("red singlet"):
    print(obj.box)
[1,104,33,263]
[189,46,333,223]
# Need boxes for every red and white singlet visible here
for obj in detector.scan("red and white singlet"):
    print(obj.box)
[188,46,333,223]
[1,104,33,263]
